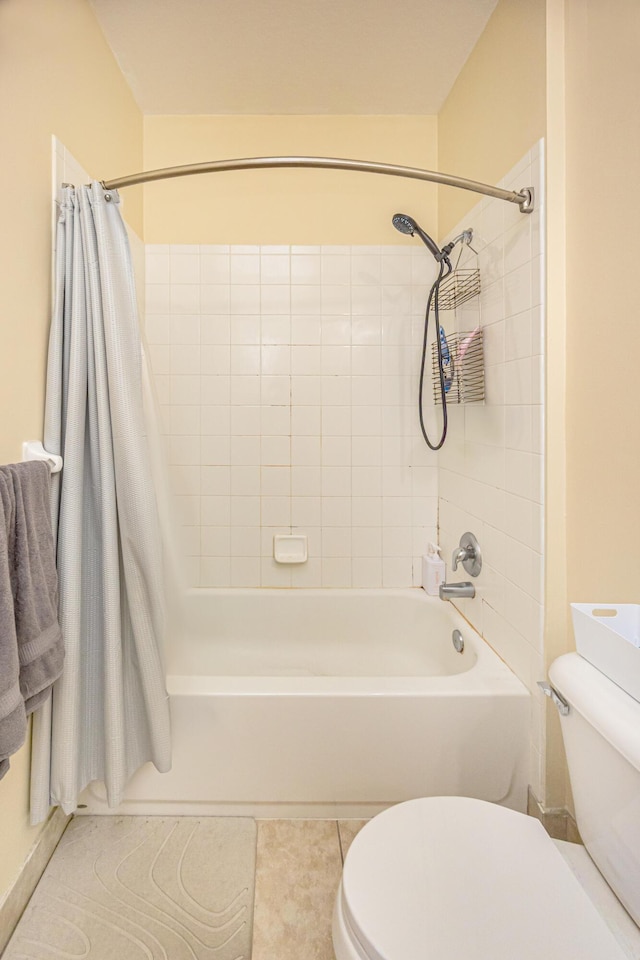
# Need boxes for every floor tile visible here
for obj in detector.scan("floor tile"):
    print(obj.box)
[252,820,342,960]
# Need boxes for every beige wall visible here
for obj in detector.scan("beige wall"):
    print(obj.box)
[543,0,640,810]
[437,0,547,237]
[0,0,143,904]
[143,115,438,244]
[564,0,640,604]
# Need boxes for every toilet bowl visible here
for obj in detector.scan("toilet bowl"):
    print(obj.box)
[333,653,640,960]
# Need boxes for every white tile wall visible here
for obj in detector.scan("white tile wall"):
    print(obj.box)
[436,141,546,798]
[146,243,440,589]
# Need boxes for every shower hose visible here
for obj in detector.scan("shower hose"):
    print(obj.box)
[418,257,453,450]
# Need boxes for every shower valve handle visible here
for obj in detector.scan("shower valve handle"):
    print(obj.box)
[451,545,472,571]
[451,533,482,577]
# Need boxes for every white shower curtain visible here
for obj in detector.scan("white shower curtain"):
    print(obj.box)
[30,182,171,823]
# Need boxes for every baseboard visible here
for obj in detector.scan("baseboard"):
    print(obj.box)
[527,787,582,844]
[76,796,394,819]
[0,807,70,955]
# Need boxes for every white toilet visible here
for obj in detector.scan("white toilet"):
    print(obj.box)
[333,652,640,959]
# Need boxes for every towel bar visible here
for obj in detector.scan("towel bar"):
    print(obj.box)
[22,442,63,474]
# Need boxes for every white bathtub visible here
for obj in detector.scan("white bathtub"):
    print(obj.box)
[81,589,530,817]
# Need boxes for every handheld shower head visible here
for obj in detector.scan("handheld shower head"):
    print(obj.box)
[391,213,419,236]
[392,212,443,262]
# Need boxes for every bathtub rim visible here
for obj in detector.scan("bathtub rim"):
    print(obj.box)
[166,587,528,696]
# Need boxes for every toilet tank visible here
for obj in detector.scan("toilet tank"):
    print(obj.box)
[550,653,640,926]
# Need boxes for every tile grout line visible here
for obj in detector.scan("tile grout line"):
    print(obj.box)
[250,816,259,957]
[336,820,345,866]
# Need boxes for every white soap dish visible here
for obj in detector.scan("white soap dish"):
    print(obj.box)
[571,603,640,702]
[273,535,308,564]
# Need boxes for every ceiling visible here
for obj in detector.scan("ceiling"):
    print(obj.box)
[89,0,498,115]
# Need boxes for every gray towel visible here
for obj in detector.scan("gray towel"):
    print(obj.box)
[0,472,26,779]
[7,463,65,710]
[0,462,64,779]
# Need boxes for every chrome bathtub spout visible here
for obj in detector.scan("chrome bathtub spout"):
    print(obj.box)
[439,581,476,601]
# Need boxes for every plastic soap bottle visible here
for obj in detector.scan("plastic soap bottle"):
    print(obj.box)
[422,542,445,596]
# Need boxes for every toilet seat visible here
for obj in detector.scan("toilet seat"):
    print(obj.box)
[334,796,627,960]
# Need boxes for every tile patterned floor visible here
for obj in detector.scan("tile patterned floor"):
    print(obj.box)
[251,820,368,960]
[252,820,342,960]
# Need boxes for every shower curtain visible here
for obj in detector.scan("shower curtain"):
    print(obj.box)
[30,183,171,823]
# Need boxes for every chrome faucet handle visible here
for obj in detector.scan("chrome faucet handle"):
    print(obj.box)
[451,533,482,577]
[451,546,469,571]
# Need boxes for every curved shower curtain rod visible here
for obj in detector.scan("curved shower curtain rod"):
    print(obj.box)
[101,156,535,214]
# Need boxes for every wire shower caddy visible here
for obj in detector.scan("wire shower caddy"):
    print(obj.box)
[431,330,484,404]
[436,266,481,311]
[432,242,484,404]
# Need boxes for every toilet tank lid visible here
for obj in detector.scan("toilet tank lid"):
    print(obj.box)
[549,653,640,773]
